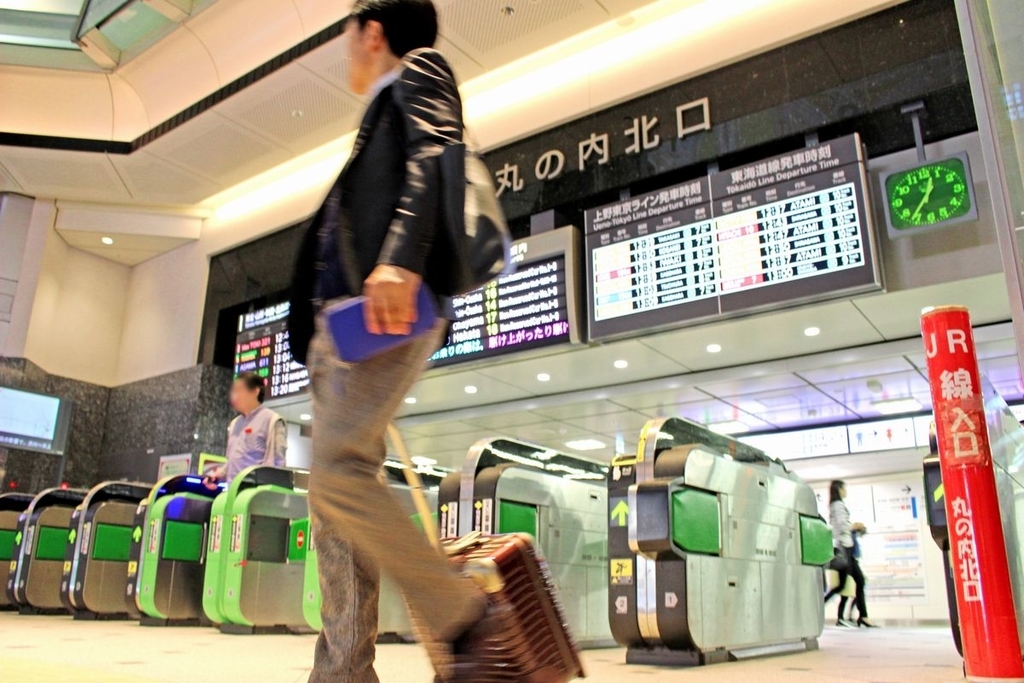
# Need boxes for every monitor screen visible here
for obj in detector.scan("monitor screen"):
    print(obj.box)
[234,300,310,399]
[0,386,73,455]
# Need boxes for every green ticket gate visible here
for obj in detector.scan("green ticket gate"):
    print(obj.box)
[0,493,34,610]
[6,488,88,614]
[61,481,152,620]
[203,466,312,634]
[301,462,442,640]
[441,438,613,648]
[609,418,830,666]
[131,475,225,626]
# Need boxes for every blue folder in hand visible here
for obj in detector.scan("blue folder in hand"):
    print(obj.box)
[324,285,439,363]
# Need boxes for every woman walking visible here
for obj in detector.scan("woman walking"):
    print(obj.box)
[823,481,877,628]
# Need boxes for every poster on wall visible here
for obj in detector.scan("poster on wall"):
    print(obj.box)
[157,454,192,480]
[198,453,227,477]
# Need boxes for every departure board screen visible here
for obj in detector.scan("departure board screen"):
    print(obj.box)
[234,301,310,399]
[585,134,879,340]
[430,227,581,367]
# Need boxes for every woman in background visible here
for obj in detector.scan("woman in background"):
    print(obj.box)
[824,480,876,627]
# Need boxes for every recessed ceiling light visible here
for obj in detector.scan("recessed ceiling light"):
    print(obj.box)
[411,455,437,467]
[404,397,417,405]
[872,397,924,415]
[299,413,312,421]
[708,420,750,435]
[537,373,551,382]
[564,438,607,451]
[101,236,114,245]
[464,385,478,395]
[613,360,629,369]
[706,343,722,354]
[804,326,821,337]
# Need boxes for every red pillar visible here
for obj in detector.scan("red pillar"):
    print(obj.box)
[922,305,1024,681]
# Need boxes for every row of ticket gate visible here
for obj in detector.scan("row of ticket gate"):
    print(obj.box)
[2,417,835,665]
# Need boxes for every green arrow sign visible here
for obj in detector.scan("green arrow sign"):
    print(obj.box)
[611,500,629,527]
[68,528,77,544]
[933,483,945,503]
[14,531,22,545]
[133,526,142,543]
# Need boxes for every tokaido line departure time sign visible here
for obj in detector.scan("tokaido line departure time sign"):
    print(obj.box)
[585,133,880,341]
[234,301,310,399]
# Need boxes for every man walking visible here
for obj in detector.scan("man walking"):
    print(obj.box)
[289,2,498,680]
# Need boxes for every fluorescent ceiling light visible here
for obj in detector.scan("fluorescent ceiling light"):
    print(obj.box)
[872,398,924,415]
[464,385,478,395]
[404,397,417,405]
[411,456,437,467]
[537,373,551,382]
[101,236,114,245]
[708,420,750,435]
[804,326,821,337]
[614,360,629,369]
[706,343,722,353]
[565,438,607,451]
[299,413,311,421]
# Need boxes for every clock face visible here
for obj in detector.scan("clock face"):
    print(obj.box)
[885,157,973,230]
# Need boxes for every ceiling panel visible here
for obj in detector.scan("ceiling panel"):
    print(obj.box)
[608,385,710,411]
[474,339,688,394]
[638,300,884,372]
[815,369,931,415]
[639,399,772,432]
[536,399,632,420]
[400,419,485,438]
[109,150,222,204]
[853,274,1011,340]
[399,371,532,415]
[0,147,130,201]
[0,159,22,192]
[58,230,194,266]
[561,409,652,438]
[721,386,853,428]
[796,355,918,384]
[463,410,550,430]
[144,112,293,186]
[697,373,809,400]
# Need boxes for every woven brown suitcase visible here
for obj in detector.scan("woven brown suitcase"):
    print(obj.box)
[385,426,584,683]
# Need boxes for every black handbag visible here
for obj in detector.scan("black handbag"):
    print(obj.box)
[828,547,850,572]
[432,142,512,296]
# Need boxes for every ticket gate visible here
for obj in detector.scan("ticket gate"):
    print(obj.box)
[301,462,441,640]
[923,443,964,656]
[440,437,614,648]
[130,475,225,626]
[6,487,88,613]
[0,493,34,610]
[61,481,153,619]
[203,466,313,633]
[609,418,831,665]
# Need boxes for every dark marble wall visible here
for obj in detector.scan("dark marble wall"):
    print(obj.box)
[0,358,234,492]
[0,357,109,492]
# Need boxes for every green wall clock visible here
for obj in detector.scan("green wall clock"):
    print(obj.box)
[881,153,978,238]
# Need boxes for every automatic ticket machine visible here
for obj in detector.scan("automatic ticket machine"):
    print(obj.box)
[439,437,613,648]
[609,418,831,665]
[203,466,313,633]
[129,475,225,626]
[301,461,441,640]
[0,492,34,609]
[6,487,88,613]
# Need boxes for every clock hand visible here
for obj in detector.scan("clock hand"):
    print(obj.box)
[911,176,935,220]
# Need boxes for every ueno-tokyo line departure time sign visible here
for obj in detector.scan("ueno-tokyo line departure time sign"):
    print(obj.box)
[234,301,310,399]
[585,133,879,341]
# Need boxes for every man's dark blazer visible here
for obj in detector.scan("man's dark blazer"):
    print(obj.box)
[288,48,463,365]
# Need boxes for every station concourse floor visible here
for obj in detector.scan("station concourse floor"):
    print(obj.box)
[0,612,964,683]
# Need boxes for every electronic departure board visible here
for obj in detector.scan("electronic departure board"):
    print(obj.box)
[431,226,582,367]
[234,301,310,399]
[585,133,880,341]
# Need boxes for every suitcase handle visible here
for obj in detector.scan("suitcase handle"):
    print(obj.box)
[387,423,442,552]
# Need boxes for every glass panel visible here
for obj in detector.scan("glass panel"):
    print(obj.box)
[34,525,69,561]
[0,8,81,49]
[94,1,171,52]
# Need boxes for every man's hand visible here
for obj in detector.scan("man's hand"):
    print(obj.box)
[363,264,423,336]
[202,475,221,491]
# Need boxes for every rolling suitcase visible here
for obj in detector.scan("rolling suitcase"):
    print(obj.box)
[386,425,585,683]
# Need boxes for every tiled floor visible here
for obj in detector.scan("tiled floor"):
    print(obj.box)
[0,611,965,682]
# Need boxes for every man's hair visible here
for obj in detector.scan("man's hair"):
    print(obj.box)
[351,0,438,57]
[235,371,266,404]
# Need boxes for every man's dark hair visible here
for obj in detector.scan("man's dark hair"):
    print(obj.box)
[351,0,438,57]
[235,371,266,404]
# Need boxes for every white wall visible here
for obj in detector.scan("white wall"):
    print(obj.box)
[286,422,312,470]
[3,198,131,386]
